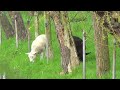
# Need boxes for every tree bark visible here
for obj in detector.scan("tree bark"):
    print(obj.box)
[83,31,86,79]
[8,11,15,30]
[0,11,15,39]
[99,11,120,45]
[50,11,70,74]
[61,11,80,69]
[15,15,18,48]
[26,20,31,52]
[8,11,27,40]
[50,11,79,74]
[44,11,53,59]
[34,11,39,38]
[93,12,110,78]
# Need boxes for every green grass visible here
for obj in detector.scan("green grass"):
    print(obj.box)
[0,11,120,79]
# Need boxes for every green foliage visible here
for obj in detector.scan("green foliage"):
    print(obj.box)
[0,11,120,79]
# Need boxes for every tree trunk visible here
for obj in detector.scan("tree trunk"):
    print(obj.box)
[26,20,31,52]
[61,11,80,69]
[44,11,53,60]
[8,11,15,30]
[15,15,19,48]
[50,11,70,74]
[83,31,86,79]
[0,11,15,39]
[34,11,39,38]
[112,38,116,79]
[8,11,27,40]
[93,12,110,78]
[50,11,79,74]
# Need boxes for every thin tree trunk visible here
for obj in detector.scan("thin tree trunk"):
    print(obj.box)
[34,11,39,38]
[15,15,18,48]
[27,20,31,52]
[83,31,86,79]
[44,11,53,60]
[0,11,15,39]
[8,11,15,30]
[112,38,116,79]
[93,12,110,78]
[8,11,27,40]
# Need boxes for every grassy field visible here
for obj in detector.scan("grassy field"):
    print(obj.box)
[0,11,120,79]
